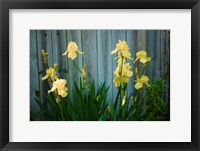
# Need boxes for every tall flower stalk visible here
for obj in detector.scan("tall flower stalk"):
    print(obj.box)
[133,50,151,103]
[41,49,68,121]
[48,79,68,120]
[111,40,133,108]
[63,41,90,91]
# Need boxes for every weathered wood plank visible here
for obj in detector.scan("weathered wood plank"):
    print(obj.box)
[30,30,39,111]
[136,30,147,75]
[154,30,161,78]
[165,30,170,103]
[59,30,67,79]
[36,30,45,104]
[97,30,112,101]
[44,30,53,67]
[136,30,146,50]
[146,30,156,82]
[67,30,83,84]
[82,30,98,87]
[52,30,61,74]
[160,30,166,78]
[126,30,136,96]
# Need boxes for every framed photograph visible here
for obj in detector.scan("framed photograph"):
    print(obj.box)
[0,0,199,150]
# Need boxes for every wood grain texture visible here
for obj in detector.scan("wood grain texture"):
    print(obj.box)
[59,30,67,79]
[67,30,83,84]
[52,30,61,70]
[30,30,39,111]
[154,30,161,78]
[82,30,98,87]
[30,30,170,110]
[146,30,156,82]
[126,30,136,96]
[136,30,146,76]
[97,30,112,101]
[36,30,45,106]
[160,30,166,78]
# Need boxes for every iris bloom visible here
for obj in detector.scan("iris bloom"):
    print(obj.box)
[134,75,150,90]
[48,79,68,98]
[113,63,133,87]
[42,64,58,81]
[111,40,131,60]
[62,41,84,60]
[41,49,48,64]
[107,106,111,113]
[134,50,151,64]
[122,96,126,106]
[81,63,87,80]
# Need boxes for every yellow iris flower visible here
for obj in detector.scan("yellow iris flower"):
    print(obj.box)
[62,41,84,60]
[42,64,58,81]
[107,106,111,113]
[81,63,87,80]
[111,40,131,60]
[134,50,151,64]
[48,79,68,98]
[41,49,48,64]
[122,96,126,106]
[113,63,133,87]
[134,75,150,90]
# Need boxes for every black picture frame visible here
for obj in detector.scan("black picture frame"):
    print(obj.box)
[0,0,199,151]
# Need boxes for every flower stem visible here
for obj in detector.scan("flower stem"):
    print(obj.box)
[120,57,125,100]
[140,64,147,77]
[73,60,82,74]
[120,56,126,120]
[58,103,64,121]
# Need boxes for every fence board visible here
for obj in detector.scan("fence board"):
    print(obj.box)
[97,30,112,101]
[136,30,147,76]
[67,30,83,84]
[166,30,170,102]
[127,30,136,96]
[52,30,61,71]
[30,30,39,111]
[160,30,166,78]
[82,30,98,87]
[146,30,156,82]
[36,30,45,106]
[59,30,67,79]
[154,30,161,78]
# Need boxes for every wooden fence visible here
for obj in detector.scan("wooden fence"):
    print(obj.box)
[30,30,170,111]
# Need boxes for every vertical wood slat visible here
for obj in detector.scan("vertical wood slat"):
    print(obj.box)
[126,30,136,96]
[97,30,112,101]
[36,30,45,106]
[67,30,83,84]
[44,30,53,67]
[165,30,170,103]
[146,30,156,82]
[30,30,39,111]
[52,30,61,75]
[65,31,73,101]
[36,30,53,117]
[59,30,67,80]
[160,30,166,78]
[82,30,98,87]
[136,30,147,75]
[154,30,161,78]
[66,30,83,100]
